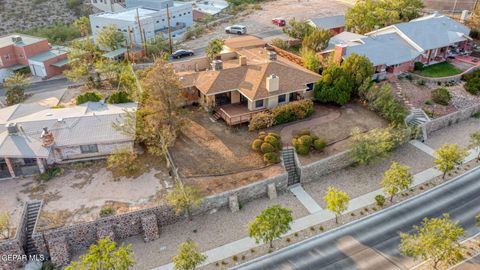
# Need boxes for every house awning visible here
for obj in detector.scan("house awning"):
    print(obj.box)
[51,59,69,68]
[103,48,127,59]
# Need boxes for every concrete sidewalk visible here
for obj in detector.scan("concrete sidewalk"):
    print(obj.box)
[153,149,480,270]
[289,185,322,214]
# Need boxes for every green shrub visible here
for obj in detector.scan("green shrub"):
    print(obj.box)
[294,144,310,155]
[271,99,314,125]
[248,111,274,131]
[263,152,279,164]
[364,84,408,126]
[251,132,282,164]
[76,91,103,105]
[414,62,424,71]
[431,88,451,105]
[251,139,263,151]
[99,207,114,217]
[106,91,132,104]
[313,138,326,151]
[260,142,275,153]
[36,167,63,182]
[298,135,314,147]
[470,28,480,39]
[465,74,480,95]
[424,99,433,105]
[375,195,385,206]
[107,147,139,176]
[472,111,480,119]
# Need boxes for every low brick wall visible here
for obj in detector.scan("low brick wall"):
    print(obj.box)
[425,103,480,135]
[408,64,480,84]
[0,204,28,270]
[299,150,354,183]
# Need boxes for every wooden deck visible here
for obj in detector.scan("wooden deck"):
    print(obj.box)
[217,104,263,125]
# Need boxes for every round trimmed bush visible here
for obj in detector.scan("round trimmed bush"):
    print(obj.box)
[295,144,310,155]
[313,138,326,151]
[264,135,280,149]
[298,135,313,147]
[251,139,263,151]
[267,132,281,139]
[260,142,275,153]
[263,152,279,164]
[431,88,451,105]
[465,76,480,95]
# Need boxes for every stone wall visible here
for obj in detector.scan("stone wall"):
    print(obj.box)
[424,103,480,135]
[55,141,134,162]
[299,150,354,183]
[0,204,28,270]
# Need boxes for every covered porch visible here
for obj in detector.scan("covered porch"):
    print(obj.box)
[0,157,46,180]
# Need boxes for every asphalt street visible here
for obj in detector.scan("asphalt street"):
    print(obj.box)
[233,167,480,270]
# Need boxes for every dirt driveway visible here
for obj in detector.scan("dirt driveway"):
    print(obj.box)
[182,0,349,51]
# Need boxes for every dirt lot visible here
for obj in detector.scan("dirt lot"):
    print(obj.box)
[171,108,283,195]
[275,103,388,165]
[0,155,174,231]
[182,0,349,51]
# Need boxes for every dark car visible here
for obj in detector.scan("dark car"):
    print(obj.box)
[171,50,194,59]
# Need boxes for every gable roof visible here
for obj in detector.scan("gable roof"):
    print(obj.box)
[188,60,320,100]
[308,15,345,30]
[0,102,137,158]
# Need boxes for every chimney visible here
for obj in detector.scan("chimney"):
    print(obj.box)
[266,74,279,92]
[212,59,223,71]
[267,51,277,61]
[41,127,55,147]
[239,56,247,66]
[333,44,347,64]
[6,123,18,135]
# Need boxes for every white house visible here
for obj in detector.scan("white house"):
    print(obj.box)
[89,0,193,46]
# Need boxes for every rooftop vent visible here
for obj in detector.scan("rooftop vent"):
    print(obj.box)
[267,51,277,61]
[212,59,223,71]
[6,123,18,135]
[11,35,22,43]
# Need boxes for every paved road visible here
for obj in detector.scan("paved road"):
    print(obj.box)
[0,77,74,96]
[234,167,480,270]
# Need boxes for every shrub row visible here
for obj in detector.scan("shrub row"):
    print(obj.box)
[360,84,408,126]
[106,91,132,104]
[463,70,480,95]
[76,91,103,105]
[251,131,282,164]
[248,99,314,131]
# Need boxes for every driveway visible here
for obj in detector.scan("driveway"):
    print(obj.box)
[234,167,480,270]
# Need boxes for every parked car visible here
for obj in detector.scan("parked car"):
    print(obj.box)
[225,25,247,35]
[171,49,194,59]
[272,18,286,27]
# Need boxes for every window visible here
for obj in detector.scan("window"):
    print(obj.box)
[306,83,314,91]
[278,94,286,103]
[255,99,264,108]
[80,144,98,153]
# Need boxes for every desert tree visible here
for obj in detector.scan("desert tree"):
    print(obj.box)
[324,186,350,224]
[172,239,207,270]
[434,144,468,179]
[248,205,293,248]
[469,131,480,161]
[97,24,126,51]
[166,182,203,221]
[4,72,29,105]
[381,161,413,202]
[301,29,332,52]
[66,238,135,270]
[400,214,464,270]
[205,38,224,60]
[341,53,375,91]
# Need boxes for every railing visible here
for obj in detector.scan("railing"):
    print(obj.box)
[218,108,258,125]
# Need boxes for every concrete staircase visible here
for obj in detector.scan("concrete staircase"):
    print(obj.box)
[25,201,42,256]
[282,148,300,186]
[406,108,430,127]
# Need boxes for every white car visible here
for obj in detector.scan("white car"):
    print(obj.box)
[225,25,247,35]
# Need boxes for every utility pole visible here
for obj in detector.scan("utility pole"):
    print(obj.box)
[167,3,173,54]
[136,8,146,52]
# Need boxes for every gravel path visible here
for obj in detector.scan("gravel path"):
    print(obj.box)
[303,143,435,208]
[120,192,309,270]
[425,118,480,149]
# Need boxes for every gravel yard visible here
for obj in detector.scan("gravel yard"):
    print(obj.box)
[425,117,480,149]
[303,143,435,207]
[118,191,309,270]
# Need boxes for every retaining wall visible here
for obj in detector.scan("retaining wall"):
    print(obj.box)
[408,64,480,84]
[299,150,354,183]
[424,103,480,135]
[0,204,28,270]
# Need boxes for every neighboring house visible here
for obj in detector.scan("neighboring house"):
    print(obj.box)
[321,13,472,80]
[0,34,69,82]
[307,15,345,34]
[90,0,193,46]
[190,0,229,21]
[0,102,137,179]
[176,36,321,125]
